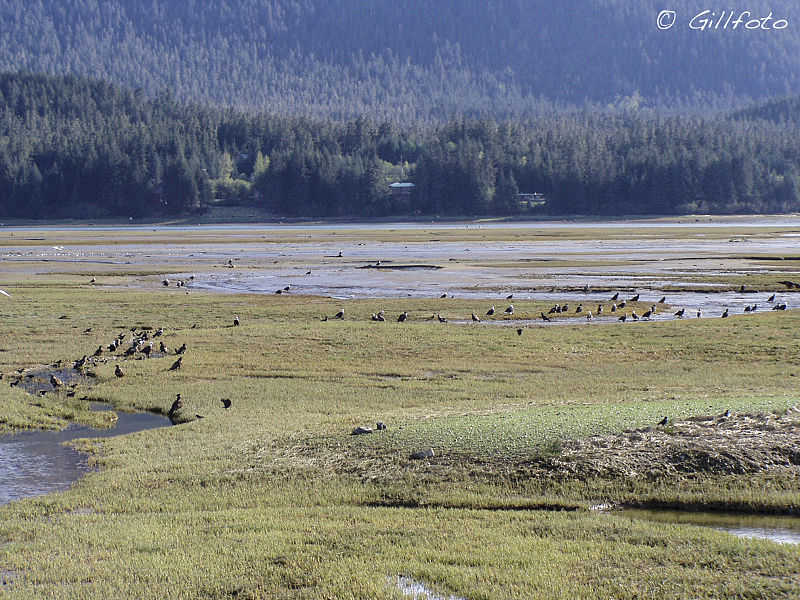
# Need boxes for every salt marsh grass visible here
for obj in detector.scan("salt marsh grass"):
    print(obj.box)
[1,225,799,598]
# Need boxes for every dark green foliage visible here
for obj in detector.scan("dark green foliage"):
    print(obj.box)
[0,1,799,120]
[1,72,800,219]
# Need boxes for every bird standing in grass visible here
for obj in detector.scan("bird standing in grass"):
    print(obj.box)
[115,364,124,378]
[221,398,232,409]
[540,312,550,322]
[674,308,684,318]
[334,309,345,319]
[471,313,481,322]
[168,394,183,418]
[658,416,669,426]
[504,304,514,315]
[398,311,408,322]
[233,316,240,326]
[486,306,495,316]
[169,356,183,371]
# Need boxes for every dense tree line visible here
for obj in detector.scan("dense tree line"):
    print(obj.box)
[1,0,799,121]
[1,72,799,220]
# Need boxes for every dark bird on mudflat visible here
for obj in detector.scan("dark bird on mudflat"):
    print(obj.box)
[437,314,447,323]
[641,309,652,320]
[486,306,495,316]
[398,311,408,322]
[440,293,447,298]
[744,305,751,313]
[674,308,685,318]
[115,365,124,378]
[471,313,481,322]
[740,284,747,293]
[540,312,550,322]
[631,311,639,321]
[768,293,776,302]
[630,294,639,302]
[751,304,758,312]
[176,343,187,354]
[221,398,232,409]
[618,313,627,322]
[618,300,626,309]
[334,309,345,319]
[162,279,170,286]
[306,270,312,275]
[506,294,514,299]
[658,416,669,426]
[504,304,514,314]
[233,316,240,326]
[168,394,183,417]
[697,309,702,319]
[50,374,63,388]
[160,341,168,354]
[73,355,87,369]
[169,356,183,371]
[773,303,788,310]
[659,296,666,304]
[610,292,619,301]
[721,309,729,318]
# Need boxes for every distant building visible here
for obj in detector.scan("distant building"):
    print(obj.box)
[389,182,415,196]
[517,192,546,207]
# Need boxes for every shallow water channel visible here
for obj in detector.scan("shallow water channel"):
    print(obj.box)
[616,507,800,545]
[0,404,171,505]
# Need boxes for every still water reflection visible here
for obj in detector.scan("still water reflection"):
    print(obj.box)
[618,507,800,545]
[0,404,170,505]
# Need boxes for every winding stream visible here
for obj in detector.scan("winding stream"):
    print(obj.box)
[0,404,171,505]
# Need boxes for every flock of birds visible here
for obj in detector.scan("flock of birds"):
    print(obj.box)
[4,319,246,422]
[318,287,791,331]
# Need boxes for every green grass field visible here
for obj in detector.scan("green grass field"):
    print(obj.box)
[1,225,799,598]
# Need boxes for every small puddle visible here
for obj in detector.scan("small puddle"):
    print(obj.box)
[615,507,800,545]
[0,403,171,505]
[393,575,468,600]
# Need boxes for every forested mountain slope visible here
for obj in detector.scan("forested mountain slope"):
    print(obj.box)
[1,1,798,120]
[2,72,799,219]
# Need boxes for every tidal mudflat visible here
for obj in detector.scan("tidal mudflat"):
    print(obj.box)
[0,219,798,599]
